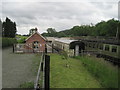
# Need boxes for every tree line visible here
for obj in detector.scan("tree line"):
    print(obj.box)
[42,19,120,39]
[1,17,17,38]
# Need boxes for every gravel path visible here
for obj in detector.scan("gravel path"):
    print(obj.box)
[2,47,39,88]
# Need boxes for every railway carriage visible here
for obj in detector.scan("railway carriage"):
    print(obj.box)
[53,39,85,56]
[82,39,120,65]
[52,37,120,65]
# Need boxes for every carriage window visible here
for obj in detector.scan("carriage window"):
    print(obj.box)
[89,43,91,47]
[112,46,117,52]
[93,43,95,48]
[99,44,103,50]
[105,45,109,51]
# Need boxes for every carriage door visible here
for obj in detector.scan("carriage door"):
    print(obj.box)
[33,41,39,51]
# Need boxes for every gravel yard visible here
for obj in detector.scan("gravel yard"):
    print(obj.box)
[2,47,41,88]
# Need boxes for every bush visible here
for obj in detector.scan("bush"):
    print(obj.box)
[2,37,17,48]
[75,56,118,88]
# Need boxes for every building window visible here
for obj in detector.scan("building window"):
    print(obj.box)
[33,41,39,49]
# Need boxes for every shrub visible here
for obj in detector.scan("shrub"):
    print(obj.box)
[2,37,17,48]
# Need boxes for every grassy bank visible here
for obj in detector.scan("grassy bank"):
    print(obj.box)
[50,54,101,88]
[75,55,118,88]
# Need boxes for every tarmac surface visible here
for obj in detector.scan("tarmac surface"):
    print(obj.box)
[2,47,37,88]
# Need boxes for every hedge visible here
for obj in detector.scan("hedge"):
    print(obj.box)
[2,37,17,48]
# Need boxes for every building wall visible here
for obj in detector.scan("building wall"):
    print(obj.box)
[26,33,46,52]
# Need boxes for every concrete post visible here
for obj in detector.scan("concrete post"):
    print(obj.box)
[75,45,79,56]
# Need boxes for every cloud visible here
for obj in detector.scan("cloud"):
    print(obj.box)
[1,1,118,35]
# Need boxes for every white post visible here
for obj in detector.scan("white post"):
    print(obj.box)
[75,45,79,56]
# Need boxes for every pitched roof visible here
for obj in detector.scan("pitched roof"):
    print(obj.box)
[25,31,46,41]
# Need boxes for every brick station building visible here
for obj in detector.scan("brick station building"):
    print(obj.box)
[25,29,46,52]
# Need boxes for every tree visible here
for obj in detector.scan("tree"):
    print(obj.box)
[47,28,57,37]
[42,18,120,37]
[0,19,2,37]
[29,28,37,35]
[2,17,17,38]
[116,22,120,40]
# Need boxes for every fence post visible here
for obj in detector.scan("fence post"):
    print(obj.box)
[44,55,50,90]
[41,62,43,72]
[45,44,47,54]
[13,44,14,53]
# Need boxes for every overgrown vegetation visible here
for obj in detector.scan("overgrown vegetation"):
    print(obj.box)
[74,55,118,88]
[2,37,17,48]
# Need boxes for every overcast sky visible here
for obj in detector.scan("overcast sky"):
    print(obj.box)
[1,0,120,35]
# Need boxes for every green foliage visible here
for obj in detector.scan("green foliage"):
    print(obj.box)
[2,37,17,48]
[75,56,118,88]
[19,81,34,88]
